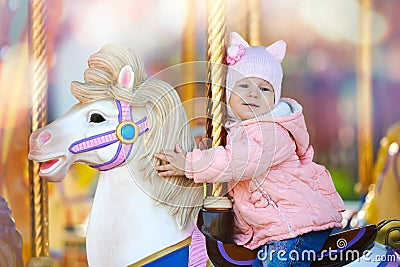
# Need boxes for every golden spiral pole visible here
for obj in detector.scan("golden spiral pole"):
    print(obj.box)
[238,0,260,45]
[356,0,373,195]
[27,0,53,266]
[205,0,227,198]
[238,1,248,40]
[247,0,261,46]
[181,0,196,127]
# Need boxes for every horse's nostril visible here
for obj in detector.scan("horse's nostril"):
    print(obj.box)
[38,131,51,146]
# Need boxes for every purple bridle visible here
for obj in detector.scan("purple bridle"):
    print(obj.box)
[68,100,149,171]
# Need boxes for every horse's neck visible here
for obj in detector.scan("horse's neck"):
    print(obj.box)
[86,165,193,267]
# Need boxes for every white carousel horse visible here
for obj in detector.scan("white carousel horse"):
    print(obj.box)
[28,44,206,267]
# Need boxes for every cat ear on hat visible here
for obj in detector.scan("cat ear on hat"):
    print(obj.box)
[229,32,250,47]
[265,40,286,63]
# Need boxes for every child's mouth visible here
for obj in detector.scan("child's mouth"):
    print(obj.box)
[243,103,259,107]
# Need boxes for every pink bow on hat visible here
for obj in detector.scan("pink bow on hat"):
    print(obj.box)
[226,44,245,65]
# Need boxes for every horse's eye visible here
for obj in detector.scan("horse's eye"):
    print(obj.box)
[90,113,106,123]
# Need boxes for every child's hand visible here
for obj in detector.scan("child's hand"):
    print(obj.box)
[198,137,212,150]
[154,144,187,177]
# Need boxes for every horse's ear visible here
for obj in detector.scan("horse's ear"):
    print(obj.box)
[118,65,135,90]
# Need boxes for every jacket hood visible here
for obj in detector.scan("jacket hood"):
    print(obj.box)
[273,98,309,157]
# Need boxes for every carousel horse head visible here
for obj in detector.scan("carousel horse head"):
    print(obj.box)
[28,44,203,229]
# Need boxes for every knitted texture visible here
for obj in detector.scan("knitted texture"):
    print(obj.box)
[226,32,286,106]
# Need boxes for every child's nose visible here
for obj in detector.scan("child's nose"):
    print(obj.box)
[248,86,259,98]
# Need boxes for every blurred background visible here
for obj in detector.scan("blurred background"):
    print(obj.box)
[1,0,399,266]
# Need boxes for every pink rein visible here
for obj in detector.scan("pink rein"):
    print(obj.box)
[68,100,149,171]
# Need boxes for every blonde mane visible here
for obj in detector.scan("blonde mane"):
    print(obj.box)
[71,44,202,228]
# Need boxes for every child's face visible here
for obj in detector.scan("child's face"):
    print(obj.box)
[229,77,275,120]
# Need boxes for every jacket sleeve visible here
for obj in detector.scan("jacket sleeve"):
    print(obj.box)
[185,124,280,183]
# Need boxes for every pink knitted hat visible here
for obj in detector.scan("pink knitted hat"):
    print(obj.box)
[226,32,286,106]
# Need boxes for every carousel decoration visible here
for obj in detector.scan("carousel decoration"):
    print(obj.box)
[356,122,400,228]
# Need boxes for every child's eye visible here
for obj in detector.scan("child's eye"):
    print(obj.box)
[259,87,271,92]
[239,84,249,89]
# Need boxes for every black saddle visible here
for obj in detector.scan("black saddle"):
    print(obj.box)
[311,224,376,266]
[198,210,377,267]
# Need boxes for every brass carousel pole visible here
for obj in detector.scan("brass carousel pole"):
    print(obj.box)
[27,0,53,266]
[356,0,373,195]
[182,0,196,127]
[238,1,248,41]
[196,0,233,247]
[238,0,261,45]
[247,0,261,46]
[197,0,265,262]
[205,0,227,198]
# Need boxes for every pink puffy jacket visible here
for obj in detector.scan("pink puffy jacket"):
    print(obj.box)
[185,98,345,250]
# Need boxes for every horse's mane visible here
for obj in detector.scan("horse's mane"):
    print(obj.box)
[70,44,203,228]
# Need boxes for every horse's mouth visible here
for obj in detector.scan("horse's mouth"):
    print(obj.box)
[40,158,59,171]
[40,156,67,175]
[29,154,67,176]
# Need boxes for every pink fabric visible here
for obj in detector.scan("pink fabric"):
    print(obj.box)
[188,227,208,267]
[185,98,345,250]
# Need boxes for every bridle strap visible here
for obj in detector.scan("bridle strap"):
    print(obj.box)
[91,141,133,171]
[68,131,118,154]
[68,100,149,171]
